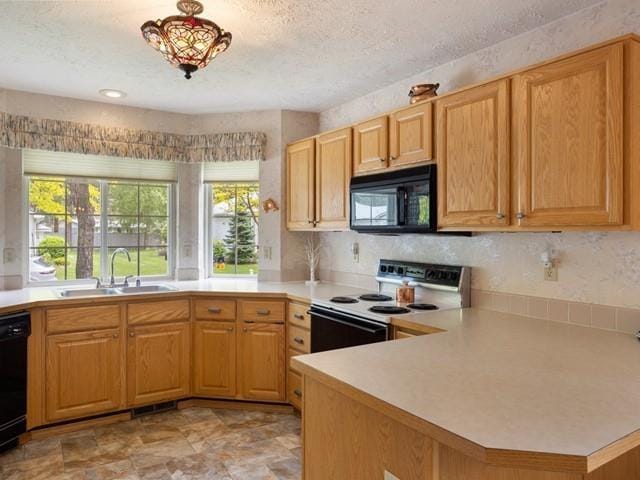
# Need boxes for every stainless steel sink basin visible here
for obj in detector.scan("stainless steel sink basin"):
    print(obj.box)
[57,287,121,298]
[116,285,177,294]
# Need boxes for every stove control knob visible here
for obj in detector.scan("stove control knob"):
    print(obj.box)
[380,265,387,273]
[388,266,395,273]
[396,267,404,275]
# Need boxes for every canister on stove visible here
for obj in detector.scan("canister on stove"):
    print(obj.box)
[396,281,415,304]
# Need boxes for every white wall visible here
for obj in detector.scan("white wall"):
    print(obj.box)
[317,0,640,309]
[0,88,319,286]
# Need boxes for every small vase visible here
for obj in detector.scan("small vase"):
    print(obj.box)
[305,268,319,286]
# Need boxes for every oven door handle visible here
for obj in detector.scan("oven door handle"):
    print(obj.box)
[310,310,388,335]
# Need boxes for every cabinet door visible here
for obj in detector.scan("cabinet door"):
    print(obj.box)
[315,128,352,230]
[286,138,316,230]
[437,79,511,228]
[512,44,624,227]
[353,116,389,175]
[239,322,286,401]
[127,322,190,406]
[46,329,124,422]
[193,321,236,398]
[389,102,433,168]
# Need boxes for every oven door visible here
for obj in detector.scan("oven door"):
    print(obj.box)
[310,306,389,353]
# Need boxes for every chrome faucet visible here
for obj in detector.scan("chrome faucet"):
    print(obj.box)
[110,248,131,286]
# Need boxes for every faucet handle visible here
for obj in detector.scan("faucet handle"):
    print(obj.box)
[135,277,141,287]
[91,277,102,288]
[124,275,135,287]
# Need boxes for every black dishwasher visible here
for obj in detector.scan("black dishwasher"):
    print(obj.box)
[0,312,30,452]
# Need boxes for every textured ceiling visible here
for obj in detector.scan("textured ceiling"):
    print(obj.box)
[0,0,601,114]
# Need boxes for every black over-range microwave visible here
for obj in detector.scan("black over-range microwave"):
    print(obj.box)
[350,165,437,234]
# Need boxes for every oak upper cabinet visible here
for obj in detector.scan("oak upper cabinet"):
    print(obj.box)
[193,321,236,398]
[315,128,353,230]
[45,329,124,422]
[127,322,191,406]
[389,102,433,168]
[239,322,286,402]
[437,79,511,228]
[512,44,624,227]
[286,138,316,230]
[353,116,389,175]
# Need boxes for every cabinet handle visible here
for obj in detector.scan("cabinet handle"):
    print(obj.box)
[390,156,397,161]
[496,213,505,220]
[243,327,248,332]
[379,157,386,162]
[293,313,305,320]
[293,389,302,398]
[112,333,119,339]
[294,337,305,345]
[227,327,234,332]
[516,212,526,220]
[208,307,222,313]
[128,331,135,337]
[257,309,271,316]
[244,320,255,324]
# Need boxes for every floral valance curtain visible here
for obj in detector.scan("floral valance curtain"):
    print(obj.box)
[0,112,266,163]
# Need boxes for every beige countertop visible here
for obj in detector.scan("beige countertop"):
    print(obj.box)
[0,279,370,313]
[293,307,640,461]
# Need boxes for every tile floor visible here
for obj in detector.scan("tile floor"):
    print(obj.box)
[0,407,301,480]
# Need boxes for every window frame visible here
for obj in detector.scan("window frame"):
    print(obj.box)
[24,175,176,286]
[205,182,260,278]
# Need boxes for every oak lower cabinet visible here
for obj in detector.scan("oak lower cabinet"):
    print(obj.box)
[127,322,191,406]
[512,43,624,227]
[436,79,511,228]
[193,321,237,398]
[239,322,286,402]
[389,102,433,168]
[45,328,125,422]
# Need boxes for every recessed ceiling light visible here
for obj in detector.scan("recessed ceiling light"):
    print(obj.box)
[99,89,127,99]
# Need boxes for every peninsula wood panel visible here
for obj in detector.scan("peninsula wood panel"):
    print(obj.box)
[193,321,237,398]
[286,138,316,230]
[45,329,124,422]
[46,304,120,334]
[437,79,511,228]
[127,322,190,406]
[353,116,389,175]
[315,128,352,230]
[27,308,45,429]
[127,299,190,325]
[193,299,236,321]
[304,376,433,480]
[238,322,286,401]
[389,102,433,168]
[512,44,624,227]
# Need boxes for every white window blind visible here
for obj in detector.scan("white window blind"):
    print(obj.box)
[203,160,259,182]
[22,149,178,182]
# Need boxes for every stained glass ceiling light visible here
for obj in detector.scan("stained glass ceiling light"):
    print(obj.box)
[141,0,232,79]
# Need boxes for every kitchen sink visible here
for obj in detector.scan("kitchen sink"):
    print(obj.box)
[116,285,177,294]
[57,287,121,298]
[55,284,177,298]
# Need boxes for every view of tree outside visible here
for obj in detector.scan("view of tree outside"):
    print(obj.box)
[210,183,259,275]
[28,177,171,282]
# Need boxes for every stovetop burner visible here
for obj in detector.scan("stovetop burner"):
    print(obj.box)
[359,294,393,302]
[368,305,411,315]
[330,296,359,304]
[407,303,439,311]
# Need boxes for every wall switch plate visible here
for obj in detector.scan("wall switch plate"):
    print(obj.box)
[544,265,558,281]
[384,471,400,480]
[183,243,193,258]
[263,246,272,260]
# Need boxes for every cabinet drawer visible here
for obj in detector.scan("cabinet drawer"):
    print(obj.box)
[288,370,303,410]
[127,299,190,325]
[239,300,285,323]
[288,302,311,329]
[194,299,236,321]
[46,305,121,334]
[288,348,305,374]
[288,325,311,353]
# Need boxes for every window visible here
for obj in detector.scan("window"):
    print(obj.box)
[207,183,259,276]
[28,176,173,283]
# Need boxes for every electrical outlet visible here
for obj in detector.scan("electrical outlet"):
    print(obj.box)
[263,246,272,260]
[351,242,359,263]
[384,471,400,480]
[3,248,16,264]
[544,265,558,281]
